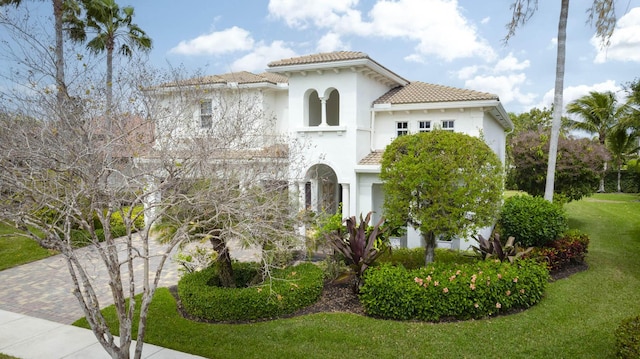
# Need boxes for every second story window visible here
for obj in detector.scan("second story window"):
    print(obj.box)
[200,100,212,129]
[418,121,431,132]
[396,121,408,136]
[442,120,454,131]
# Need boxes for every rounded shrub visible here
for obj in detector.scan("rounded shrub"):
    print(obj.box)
[359,259,548,321]
[178,262,323,321]
[499,194,568,247]
[616,315,640,358]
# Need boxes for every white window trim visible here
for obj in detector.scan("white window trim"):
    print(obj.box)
[396,121,408,136]
[200,99,212,129]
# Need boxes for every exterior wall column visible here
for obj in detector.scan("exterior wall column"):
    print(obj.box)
[320,97,327,127]
[310,178,319,212]
[341,183,350,219]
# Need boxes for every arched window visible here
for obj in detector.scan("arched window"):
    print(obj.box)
[326,89,340,126]
[307,90,321,126]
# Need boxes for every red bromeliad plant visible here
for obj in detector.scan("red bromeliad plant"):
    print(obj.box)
[327,212,387,292]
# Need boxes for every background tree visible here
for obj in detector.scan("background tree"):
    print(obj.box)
[607,125,639,192]
[380,131,503,264]
[68,0,151,127]
[567,91,627,191]
[0,0,85,108]
[505,0,619,202]
[510,130,610,201]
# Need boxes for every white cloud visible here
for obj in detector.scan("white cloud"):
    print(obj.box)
[170,26,254,55]
[480,16,490,25]
[230,41,297,72]
[465,73,536,105]
[592,7,640,63]
[316,32,348,53]
[368,0,495,62]
[456,65,479,80]
[535,80,622,110]
[493,53,530,73]
[455,53,533,106]
[267,0,495,62]
[404,54,426,64]
[267,0,359,29]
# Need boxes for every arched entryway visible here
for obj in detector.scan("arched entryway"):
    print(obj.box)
[304,164,341,215]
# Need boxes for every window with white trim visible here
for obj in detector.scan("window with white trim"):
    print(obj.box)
[418,121,431,132]
[396,121,408,136]
[200,100,212,128]
[442,120,454,131]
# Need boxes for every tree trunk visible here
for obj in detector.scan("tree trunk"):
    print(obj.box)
[52,0,67,109]
[544,0,569,202]
[210,236,235,288]
[617,166,622,192]
[599,162,607,192]
[423,231,436,265]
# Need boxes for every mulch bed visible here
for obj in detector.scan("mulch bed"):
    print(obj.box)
[170,262,587,324]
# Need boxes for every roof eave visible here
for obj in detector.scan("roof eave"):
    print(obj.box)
[267,58,409,87]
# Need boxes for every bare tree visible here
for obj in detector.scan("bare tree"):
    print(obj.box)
[0,10,304,358]
[504,0,619,201]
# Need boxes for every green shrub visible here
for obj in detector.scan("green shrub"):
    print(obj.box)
[527,230,590,272]
[359,259,548,321]
[499,194,568,247]
[178,262,323,321]
[616,315,640,358]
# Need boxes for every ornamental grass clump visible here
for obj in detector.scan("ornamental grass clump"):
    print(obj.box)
[359,259,548,321]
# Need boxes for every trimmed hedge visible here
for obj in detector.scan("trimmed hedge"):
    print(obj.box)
[499,194,568,247]
[359,259,548,321]
[178,262,323,321]
[377,247,476,269]
[616,315,640,358]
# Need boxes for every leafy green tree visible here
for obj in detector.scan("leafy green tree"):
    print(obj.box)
[380,131,503,264]
[505,0,619,202]
[510,130,609,201]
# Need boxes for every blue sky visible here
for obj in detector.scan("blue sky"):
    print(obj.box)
[4,0,640,114]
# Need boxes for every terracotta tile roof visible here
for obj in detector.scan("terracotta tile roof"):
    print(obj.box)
[374,81,498,105]
[358,151,384,165]
[268,51,369,67]
[161,71,288,87]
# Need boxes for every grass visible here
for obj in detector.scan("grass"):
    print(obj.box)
[0,222,55,271]
[65,193,640,357]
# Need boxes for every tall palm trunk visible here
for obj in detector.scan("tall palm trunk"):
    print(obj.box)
[544,0,569,202]
[52,0,67,109]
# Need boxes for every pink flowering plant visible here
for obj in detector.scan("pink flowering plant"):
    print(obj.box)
[359,259,548,321]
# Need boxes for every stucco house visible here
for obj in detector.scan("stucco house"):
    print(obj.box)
[152,51,513,249]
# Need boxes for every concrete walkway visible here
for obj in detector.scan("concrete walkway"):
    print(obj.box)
[0,309,204,358]
[0,235,261,358]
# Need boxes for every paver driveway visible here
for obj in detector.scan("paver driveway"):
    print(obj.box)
[0,235,260,324]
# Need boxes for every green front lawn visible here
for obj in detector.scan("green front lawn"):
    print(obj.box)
[0,222,54,271]
[75,193,640,358]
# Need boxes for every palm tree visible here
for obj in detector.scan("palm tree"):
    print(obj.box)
[567,91,626,191]
[71,0,151,129]
[505,0,618,202]
[607,125,640,192]
[1,0,81,108]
